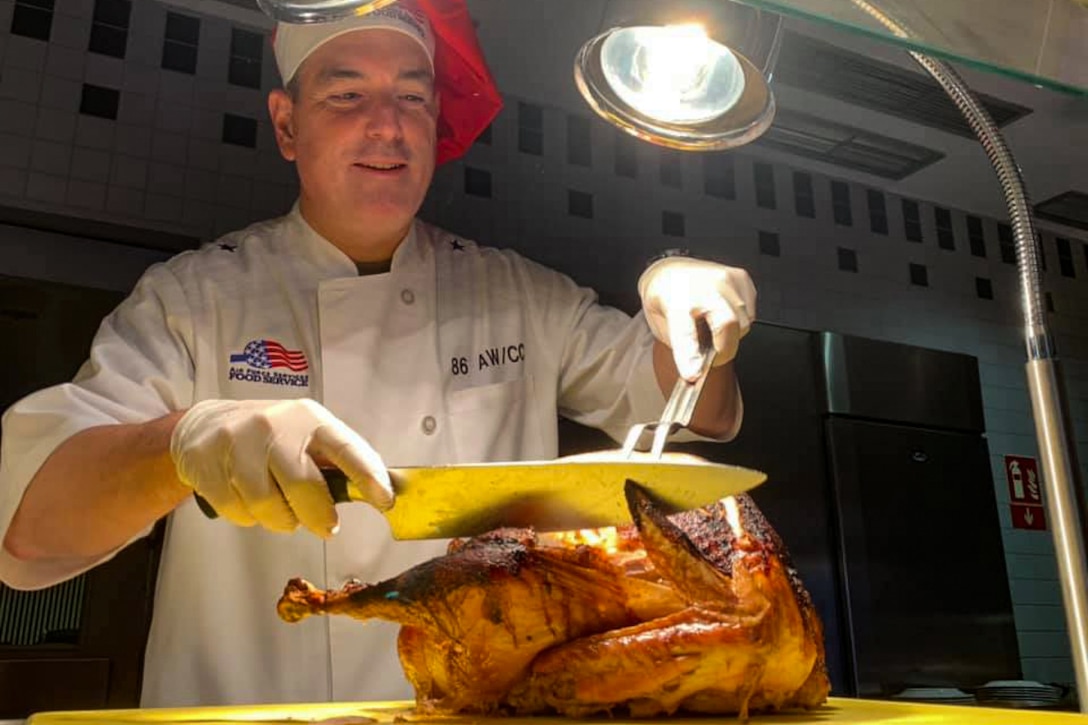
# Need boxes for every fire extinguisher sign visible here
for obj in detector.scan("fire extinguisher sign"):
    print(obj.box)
[1004,454,1047,531]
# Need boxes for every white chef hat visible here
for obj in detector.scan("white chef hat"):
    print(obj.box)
[272,1,436,85]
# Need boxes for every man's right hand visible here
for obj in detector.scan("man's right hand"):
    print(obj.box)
[169,399,392,538]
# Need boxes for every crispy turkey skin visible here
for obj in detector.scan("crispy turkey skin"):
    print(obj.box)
[277,481,830,719]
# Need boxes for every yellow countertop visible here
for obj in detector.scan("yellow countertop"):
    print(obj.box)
[24,698,1088,725]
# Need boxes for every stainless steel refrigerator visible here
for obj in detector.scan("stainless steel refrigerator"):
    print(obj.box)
[819,331,1021,696]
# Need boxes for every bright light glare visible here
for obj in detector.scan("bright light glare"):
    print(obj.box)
[601,24,745,125]
[633,24,711,102]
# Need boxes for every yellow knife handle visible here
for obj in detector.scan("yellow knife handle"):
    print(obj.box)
[193,469,353,519]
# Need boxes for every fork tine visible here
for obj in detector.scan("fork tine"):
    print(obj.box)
[621,423,649,458]
[649,422,673,459]
[618,319,717,461]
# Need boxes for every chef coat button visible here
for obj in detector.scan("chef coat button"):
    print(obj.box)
[421,415,437,435]
[400,288,415,305]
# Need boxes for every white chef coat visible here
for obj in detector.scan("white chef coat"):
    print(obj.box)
[0,204,713,707]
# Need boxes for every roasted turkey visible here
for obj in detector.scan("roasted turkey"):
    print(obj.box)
[277,481,830,719]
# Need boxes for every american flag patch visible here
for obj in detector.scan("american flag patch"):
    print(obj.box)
[230,339,309,372]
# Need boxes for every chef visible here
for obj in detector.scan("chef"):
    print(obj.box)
[0,0,756,709]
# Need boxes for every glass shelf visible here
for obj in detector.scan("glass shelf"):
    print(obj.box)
[732,0,1088,96]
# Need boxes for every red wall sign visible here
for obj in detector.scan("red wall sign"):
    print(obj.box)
[1005,454,1047,531]
[1010,503,1047,531]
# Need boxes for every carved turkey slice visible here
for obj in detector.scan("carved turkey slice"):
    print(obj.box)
[277,481,829,719]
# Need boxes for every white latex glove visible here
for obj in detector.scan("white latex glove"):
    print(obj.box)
[638,256,757,382]
[170,398,393,538]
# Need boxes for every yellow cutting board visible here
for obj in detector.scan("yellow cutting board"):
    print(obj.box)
[24,698,1088,725]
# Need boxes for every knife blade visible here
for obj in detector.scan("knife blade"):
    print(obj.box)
[194,456,766,539]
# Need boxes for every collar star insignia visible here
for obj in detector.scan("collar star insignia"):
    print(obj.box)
[218,243,237,252]
[450,239,464,252]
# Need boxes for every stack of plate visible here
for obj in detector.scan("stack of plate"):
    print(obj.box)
[975,680,1063,708]
[890,687,976,705]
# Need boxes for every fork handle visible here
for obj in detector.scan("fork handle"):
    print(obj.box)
[664,320,717,427]
[622,319,716,458]
[651,345,715,457]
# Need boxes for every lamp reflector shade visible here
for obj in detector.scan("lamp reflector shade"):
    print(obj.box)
[575,2,781,151]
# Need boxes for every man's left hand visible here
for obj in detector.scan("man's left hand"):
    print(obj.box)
[638,256,757,382]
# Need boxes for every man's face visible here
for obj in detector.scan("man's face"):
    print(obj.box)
[270,29,438,237]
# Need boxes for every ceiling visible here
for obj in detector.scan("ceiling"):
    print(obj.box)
[174,0,1088,238]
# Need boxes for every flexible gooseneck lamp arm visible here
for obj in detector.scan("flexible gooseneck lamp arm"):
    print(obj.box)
[849,0,1088,710]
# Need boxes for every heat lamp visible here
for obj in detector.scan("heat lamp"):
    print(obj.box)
[572,0,781,151]
[255,0,396,23]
